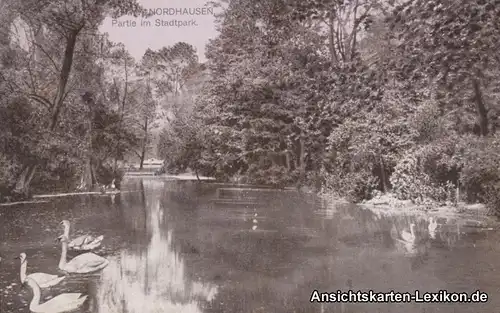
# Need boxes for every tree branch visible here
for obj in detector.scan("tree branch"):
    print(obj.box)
[30,40,61,73]
[27,93,52,108]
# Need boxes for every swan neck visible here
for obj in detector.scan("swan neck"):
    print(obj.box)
[63,224,70,237]
[20,259,27,282]
[59,240,68,269]
[27,279,41,310]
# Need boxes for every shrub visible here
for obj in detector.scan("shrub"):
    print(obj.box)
[247,164,294,188]
[321,167,379,202]
[30,156,81,194]
[390,146,457,205]
[0,154,21,201]
[459,135,500,213]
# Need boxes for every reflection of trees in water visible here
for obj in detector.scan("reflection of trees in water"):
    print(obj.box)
[330,204,496,274]
[346,204,487,255]
[96,190,217,313]
[120,179,168,233]
[162,181,206,209]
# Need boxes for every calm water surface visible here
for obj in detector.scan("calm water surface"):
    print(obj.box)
[1,178,500,313]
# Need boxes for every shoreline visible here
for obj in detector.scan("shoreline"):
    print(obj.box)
[0,174,214,206]
[2,180,498,228]
[320,192,497,227]
[0,190,125,206]
[123,173,216,180]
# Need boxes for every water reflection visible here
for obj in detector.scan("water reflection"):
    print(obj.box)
[3,179,500,313]
[356,205,496,251]
[95,180,217,313]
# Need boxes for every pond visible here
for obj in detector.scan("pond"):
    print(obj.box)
[1,178,500,313]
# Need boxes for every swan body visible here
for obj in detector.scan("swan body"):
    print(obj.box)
[61,220,103,251]
[25,277,87,313]
[401,223,417,243]
[396,240,417,255]
[18,253,65,288]
[428,217,438,239]
[58,235,109,274]
[394,224,418,255]
[104,179,117,191]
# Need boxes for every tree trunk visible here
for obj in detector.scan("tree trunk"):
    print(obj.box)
[13,164,38,198]
[139,117,149,169]
[472,76,488,136]
[285,150,291,172]
[14,28,81,196]
[80,159,93,191]
[79,93,96,191]
[114,54,130,172]
[139,150,146,170]
[349,0,360,61]
[328,13,338,63]
[50,29,80,131]
[298,132,306,186]
[379,154,387,193]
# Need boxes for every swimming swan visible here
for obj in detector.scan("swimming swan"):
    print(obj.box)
[25,277,87,313]
[393,224,417,255]
[61,220,104,251]
[401,223,417,244]
[17,253,65,288]
[58,235,109,273]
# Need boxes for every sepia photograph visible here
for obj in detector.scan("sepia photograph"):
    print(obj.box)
[1,0,500,312]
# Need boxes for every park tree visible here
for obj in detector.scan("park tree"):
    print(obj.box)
[125,77,159,169]
[157,64,213,177]
[197,0,385,186]
[100,41,139,172]
[140,43,199,120]
[1,0,145,197]
[388,0,500,137]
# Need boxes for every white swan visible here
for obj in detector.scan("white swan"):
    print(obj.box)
[58,235,109,274]
[103,179,117,191]
[17,253,65,288]
[25,277,87,313]
[393,224,417,255]
[401,223,417,243]
[428,217,438,239]
[61,220,104,251]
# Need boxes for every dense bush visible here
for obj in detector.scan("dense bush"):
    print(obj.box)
[30,162,80,194]
[390,150,447,204]
[246,164,297,188]
[94,162,124,187]
[459,135,500,213]
[321,167,379,202]
[0,154,21,202]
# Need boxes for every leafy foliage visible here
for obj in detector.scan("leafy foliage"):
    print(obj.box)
[0,0,147,198]
[2,0,500,217]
